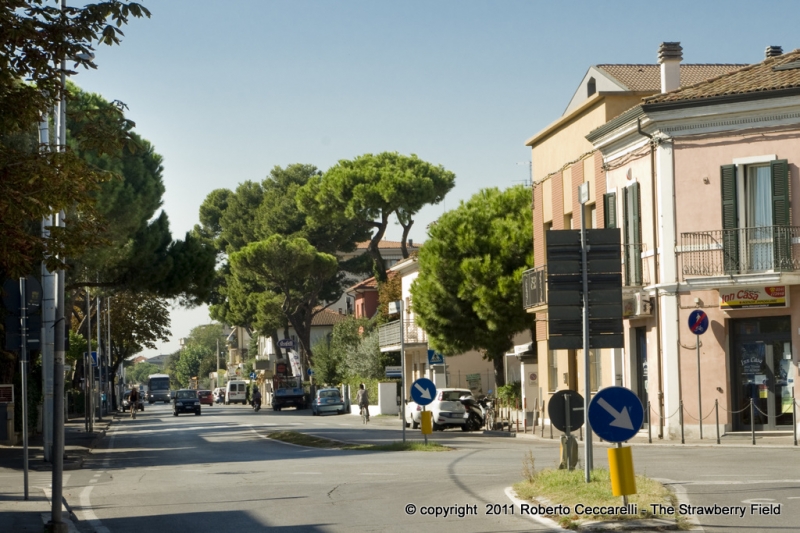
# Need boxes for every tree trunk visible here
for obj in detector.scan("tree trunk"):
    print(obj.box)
[492,352,506,388]
[367,212,390,283]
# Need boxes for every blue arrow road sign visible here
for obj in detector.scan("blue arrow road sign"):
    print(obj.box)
[250,372,257,379]
[688,310,709,335]
[410,377,436,406]
[427,350,444,365]
[588,386,644,443]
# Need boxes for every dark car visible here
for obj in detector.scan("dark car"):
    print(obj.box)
[172,389,201,416]
[197,390,213,406]
[121,390,144,412]
[311,388,346,416]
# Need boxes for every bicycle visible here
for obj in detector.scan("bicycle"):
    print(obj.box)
[360,405,370,424]
[483,399,496,430]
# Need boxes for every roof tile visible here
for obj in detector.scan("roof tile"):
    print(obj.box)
[597,64,747,92]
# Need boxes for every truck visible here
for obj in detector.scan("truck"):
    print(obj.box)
[271,375,306,411]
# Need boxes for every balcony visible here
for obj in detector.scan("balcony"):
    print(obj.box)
[521,243,645,311]
[378,319,428,351]
[680,226,799,277]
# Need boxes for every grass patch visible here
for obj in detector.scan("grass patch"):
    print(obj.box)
[513,468,685,530]
[267,431,451,452]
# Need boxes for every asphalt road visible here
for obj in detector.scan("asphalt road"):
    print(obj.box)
[65,403,799,532]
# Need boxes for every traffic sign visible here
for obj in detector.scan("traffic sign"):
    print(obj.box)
[251,372,258,379]
[277,338,295,349]
[306,368,314,376]
[427,350,444,365]
[548,389,585,433]
[588,386,644,443]
[410,378,436,406]
[688,310,709,335]
[86,351,98,367]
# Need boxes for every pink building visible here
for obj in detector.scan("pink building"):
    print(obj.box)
[589,44,800,438]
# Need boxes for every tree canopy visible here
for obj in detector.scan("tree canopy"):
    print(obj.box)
[0,1,150,280]
[297,152,455,282]
[410,186,534,386]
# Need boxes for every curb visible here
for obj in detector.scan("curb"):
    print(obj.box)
[504,486,566,531]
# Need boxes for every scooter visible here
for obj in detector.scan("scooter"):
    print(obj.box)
[459,395,485,432]
[251,397,261,412]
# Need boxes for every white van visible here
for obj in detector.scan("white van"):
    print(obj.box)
[226,380,247,405]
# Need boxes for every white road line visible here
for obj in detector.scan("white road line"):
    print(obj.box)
[79,486,109,533]
[676,479,800,485]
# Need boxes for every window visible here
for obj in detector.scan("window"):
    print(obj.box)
[548,350,558,391]
[565,214,573,230]
[587,77,596,97]
[721,159,790,273]
[589,350,601,392]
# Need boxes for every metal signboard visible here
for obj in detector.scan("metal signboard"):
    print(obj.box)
[587,386,644,443]
[547,389,585,433]
[277,338,295,349]
[427,350,444,365]
[410,377,436,406]
[688,310,709,335]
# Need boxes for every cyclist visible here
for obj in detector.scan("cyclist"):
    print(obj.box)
[356,383,369,423]
[129,387,139,419]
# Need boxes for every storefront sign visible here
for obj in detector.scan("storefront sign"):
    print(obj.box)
[719,286,788,310]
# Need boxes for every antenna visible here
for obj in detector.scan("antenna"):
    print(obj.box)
[515,161,533,188]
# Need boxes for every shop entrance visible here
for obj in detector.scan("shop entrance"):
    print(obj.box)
[730,316,794,430]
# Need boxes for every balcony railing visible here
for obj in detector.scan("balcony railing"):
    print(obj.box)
[680,226,799,277]
[378,319,428,348]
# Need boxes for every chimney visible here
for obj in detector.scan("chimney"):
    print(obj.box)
[765,45,783,59]
[407,238,413,247]
[658,42,683,93]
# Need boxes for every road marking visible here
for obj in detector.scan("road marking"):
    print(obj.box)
[359,473,397,476]
[677,480,800,485]
[79,486,109,533]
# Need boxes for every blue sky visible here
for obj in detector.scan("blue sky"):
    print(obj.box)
[73,0,800,358]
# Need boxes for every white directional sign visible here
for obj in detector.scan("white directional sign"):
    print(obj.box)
[588,386,644,443]
[410,377,436,406]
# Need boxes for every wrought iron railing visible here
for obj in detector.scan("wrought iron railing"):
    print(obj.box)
[378,319,428,347]
[680,226,799,277]
[522,266,546,309]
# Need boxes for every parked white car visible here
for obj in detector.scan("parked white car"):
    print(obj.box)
[405,388,470,431]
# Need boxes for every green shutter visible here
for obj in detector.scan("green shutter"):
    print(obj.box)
[771,159,791,270]
[628,182,642,285]
[771,159,790,226]
[720,164,739,274]
[622,187,630,284]
[603,192,617,229]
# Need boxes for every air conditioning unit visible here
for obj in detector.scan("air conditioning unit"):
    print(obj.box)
[623,292,653,318]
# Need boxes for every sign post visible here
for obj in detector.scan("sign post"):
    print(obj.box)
[588,387,644,503]
[389,300,406,443]
[688,309,709,439]
[548,389,584,471]
[411,378,436,445]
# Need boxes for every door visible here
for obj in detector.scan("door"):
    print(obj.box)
[633,327,648,426]
[730,316,793,430]
[745,165,773,270]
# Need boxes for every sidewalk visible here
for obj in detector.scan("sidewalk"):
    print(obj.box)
[0,413,115,533]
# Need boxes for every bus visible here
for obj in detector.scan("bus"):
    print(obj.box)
[147,374,171,404]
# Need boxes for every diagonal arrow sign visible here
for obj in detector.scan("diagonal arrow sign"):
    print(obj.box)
[597,398,633,430]
[414,382,432,400]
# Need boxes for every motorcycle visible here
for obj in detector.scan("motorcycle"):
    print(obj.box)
[251,396,261,412]
[459,395,486,432]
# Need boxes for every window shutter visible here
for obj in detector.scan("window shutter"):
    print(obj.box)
[720,164,739,274]
[622,187,630,284]
[603,192,617,229]
[771,159,791,270]
[771,159,790,226]
[628,182,642,285]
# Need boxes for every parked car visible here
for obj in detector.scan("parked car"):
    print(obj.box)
[197,390,213,406]
[172,389,201,416]
[121,390,144,412]
[311,388,346,416]
[405,388,469,431]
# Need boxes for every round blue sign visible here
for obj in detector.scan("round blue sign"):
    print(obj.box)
[410,378,437,406]
[587,386,644,443]
[688,310,709,335]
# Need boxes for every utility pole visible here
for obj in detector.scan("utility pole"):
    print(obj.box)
[39,107,55,464]
[216,338,220,389]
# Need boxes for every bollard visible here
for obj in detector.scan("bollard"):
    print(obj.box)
[647,401,652,444]
[793,391,797,447]
[750,398,755,445]
[715,399,720,445]
[579,425,583,442]
[679,399,685,444]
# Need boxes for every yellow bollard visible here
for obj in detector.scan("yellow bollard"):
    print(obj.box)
[607,446,636,496]
[421,411,433,435]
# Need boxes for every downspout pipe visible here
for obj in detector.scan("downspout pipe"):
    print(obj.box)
[638,118,664,439]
